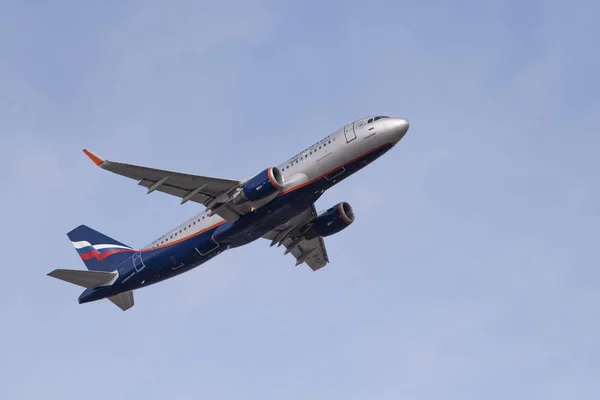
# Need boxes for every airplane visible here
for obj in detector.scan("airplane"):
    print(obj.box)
[48,116,409,311]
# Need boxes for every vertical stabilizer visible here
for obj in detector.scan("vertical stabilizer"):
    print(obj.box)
[108,291,135,311]
[67,225,136,272]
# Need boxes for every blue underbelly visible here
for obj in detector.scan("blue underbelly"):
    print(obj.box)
[215,188,322,247]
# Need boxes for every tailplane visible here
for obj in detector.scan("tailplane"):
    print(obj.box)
[47,269,135,311]
[47,269,117,288]
[67,225,136,272]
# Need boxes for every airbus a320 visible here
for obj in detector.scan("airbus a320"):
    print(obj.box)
[48,116,410,311]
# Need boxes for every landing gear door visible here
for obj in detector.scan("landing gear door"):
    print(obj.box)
[344,123,357,143]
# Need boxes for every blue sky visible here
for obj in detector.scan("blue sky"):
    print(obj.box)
[1,1,599,399]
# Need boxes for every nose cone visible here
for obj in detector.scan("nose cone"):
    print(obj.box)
[389,118,409,142]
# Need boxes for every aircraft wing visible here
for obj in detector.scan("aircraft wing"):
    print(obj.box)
[262,205,330,271]
[82,149,243,222]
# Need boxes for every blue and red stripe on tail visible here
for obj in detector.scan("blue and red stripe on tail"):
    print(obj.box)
[67,225,136,272]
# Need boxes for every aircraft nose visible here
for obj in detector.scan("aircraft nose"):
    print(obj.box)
[390,118,409,141]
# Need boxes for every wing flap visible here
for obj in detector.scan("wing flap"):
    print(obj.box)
[262,205,330,270]
[137,179,213,204]
[284,235,329,271]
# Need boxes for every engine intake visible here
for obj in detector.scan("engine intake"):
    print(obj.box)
[312,202,355,237]
[240,167,284,203]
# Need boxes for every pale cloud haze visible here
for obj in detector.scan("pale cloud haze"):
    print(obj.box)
[1,1,599,399]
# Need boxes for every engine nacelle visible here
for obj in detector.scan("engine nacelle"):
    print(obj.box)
[312,202,355,237]
[239,167,284,203]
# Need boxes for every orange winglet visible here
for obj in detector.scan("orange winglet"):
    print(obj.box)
[82,149,105,166]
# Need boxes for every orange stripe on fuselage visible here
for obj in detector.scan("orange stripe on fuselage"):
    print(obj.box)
[140,220,227,252]
[279,142,394,196]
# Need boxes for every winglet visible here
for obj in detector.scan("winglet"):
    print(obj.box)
[83,149,105,166]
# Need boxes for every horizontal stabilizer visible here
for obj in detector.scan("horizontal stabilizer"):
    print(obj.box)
[108,291,134,311]
[47,269,117,289]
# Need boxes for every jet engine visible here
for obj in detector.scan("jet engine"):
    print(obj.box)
[311,202,355,237]
[235,167,284,204]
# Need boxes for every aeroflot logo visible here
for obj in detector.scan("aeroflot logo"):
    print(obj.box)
[72,241,136,261]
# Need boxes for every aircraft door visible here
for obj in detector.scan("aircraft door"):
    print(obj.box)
[344,123,357,143]
[133,252,145,272]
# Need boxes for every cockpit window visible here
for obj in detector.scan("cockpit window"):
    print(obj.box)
[368,116,389,124]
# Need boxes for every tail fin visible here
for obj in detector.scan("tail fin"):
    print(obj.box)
[67,225,136,272]
[47,269,135,311]
[108,291,135,311]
